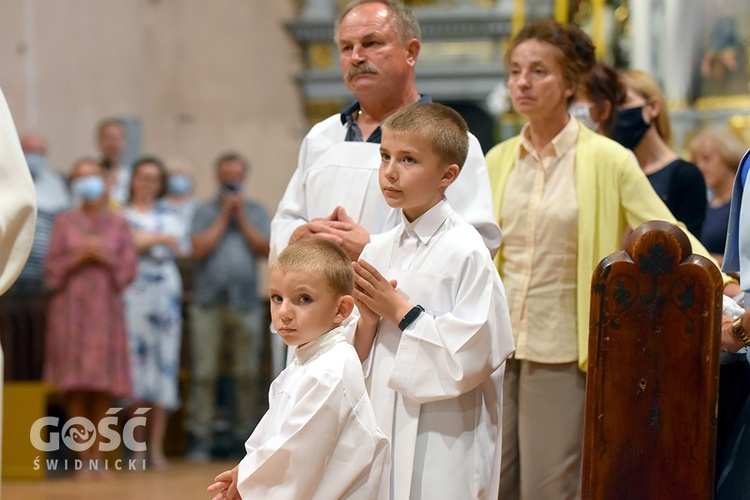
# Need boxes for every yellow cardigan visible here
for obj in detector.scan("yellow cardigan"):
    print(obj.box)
[485,125,726,371]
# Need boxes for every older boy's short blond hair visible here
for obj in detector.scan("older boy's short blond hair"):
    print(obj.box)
[382,102,469,170]
[271,239,354,297]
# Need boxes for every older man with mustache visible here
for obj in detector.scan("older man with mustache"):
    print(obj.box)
[267,0,502,380]
[270,0,500,264]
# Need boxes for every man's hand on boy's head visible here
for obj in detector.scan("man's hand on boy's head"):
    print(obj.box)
[289,215,345,247]
[315,207,371,261]
[353,259,412,325]
[289,207,370,260]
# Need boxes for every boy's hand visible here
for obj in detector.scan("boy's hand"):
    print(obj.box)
[207,466,241,500]
[353,259,412,326]
[352,276,383,328]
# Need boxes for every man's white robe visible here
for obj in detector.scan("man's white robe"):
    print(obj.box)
[269,114,502,261]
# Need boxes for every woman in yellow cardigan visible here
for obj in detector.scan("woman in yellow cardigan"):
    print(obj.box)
[485,19,733,500]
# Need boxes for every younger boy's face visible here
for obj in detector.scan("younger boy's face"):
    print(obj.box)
[379,129,458,222]
[268,268,351,347]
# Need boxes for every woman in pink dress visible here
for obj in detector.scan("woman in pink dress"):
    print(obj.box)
[44,157,137,478]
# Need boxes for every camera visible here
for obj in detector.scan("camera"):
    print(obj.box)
[221,183,241,195]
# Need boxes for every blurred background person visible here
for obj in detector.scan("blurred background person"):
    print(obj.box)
[162,162,197,254]
[716,148,750,499]
[7,132,71,297]
[43,157,137,479]
[96,118,131,207]
[122,156,187,470]
[569,61,627,137]
[186,152,270,461]
[689,125,748,265]
[612,70,707,237]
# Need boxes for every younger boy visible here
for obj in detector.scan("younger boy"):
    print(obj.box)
[208,238,388,500]
[350,103,515,499]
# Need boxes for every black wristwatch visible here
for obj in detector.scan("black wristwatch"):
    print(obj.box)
[398,305,424,331]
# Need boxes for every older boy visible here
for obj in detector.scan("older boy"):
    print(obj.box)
[350,103,515,499]
[208,239,388,500]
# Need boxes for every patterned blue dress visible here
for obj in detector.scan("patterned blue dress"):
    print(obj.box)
[123,202,185,410]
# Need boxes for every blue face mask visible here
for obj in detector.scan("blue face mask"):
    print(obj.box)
[25,153,47,178]
[71,175,106,201]
[167,174,193,196]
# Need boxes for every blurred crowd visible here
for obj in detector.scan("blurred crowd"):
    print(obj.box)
[7,119,271,477]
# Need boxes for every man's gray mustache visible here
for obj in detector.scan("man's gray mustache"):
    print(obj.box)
[346,65,379,80]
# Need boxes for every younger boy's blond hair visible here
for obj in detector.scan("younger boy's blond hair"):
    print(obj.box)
[381,102,469,170]
[271,239,354,297]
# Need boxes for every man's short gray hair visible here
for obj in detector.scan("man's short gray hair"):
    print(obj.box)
[334,0,421,46]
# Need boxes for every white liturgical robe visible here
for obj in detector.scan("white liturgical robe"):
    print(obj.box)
[349,200,515,500]
[237,327,389,499]
[0,86,37,482]
[269,113,502,261]
[0,87,35,296]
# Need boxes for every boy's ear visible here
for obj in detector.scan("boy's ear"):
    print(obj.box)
[334,295,355,324]
[439,164,460,188]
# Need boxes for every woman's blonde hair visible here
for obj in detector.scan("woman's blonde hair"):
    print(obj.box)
[689,125,748,174]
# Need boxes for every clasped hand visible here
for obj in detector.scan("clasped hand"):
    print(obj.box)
[352,259,409,326]
[220,193,246,221]
[290,206,370,261]
[77,236,108,266]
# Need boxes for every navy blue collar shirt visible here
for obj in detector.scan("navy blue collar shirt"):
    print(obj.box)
[340,94,432,143]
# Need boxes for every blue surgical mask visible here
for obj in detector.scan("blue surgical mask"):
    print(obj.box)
[71,175,106,201]
[25,153,47,178]
[167,174,193,196]
[569,103,600,132]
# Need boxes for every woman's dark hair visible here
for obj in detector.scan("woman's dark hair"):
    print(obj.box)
[129,156,168,202]
[581,61,627,134]
[505,19,596,93]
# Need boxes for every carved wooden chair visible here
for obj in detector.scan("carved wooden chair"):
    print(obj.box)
[582,221,723,499]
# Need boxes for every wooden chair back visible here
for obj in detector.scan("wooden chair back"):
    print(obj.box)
[582,221,722,499]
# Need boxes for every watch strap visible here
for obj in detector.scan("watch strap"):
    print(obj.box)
[398,305,424,331]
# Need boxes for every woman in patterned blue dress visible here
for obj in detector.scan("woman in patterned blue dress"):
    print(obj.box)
[123,156,186,469]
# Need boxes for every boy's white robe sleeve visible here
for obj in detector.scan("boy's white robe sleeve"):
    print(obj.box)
[387,250,514,404]
[237,366,388,499]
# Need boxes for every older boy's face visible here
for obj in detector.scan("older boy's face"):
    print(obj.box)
[379,130,456,222]
[269,268,346,347]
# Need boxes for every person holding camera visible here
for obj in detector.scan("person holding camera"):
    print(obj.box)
[186,152,270,461]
